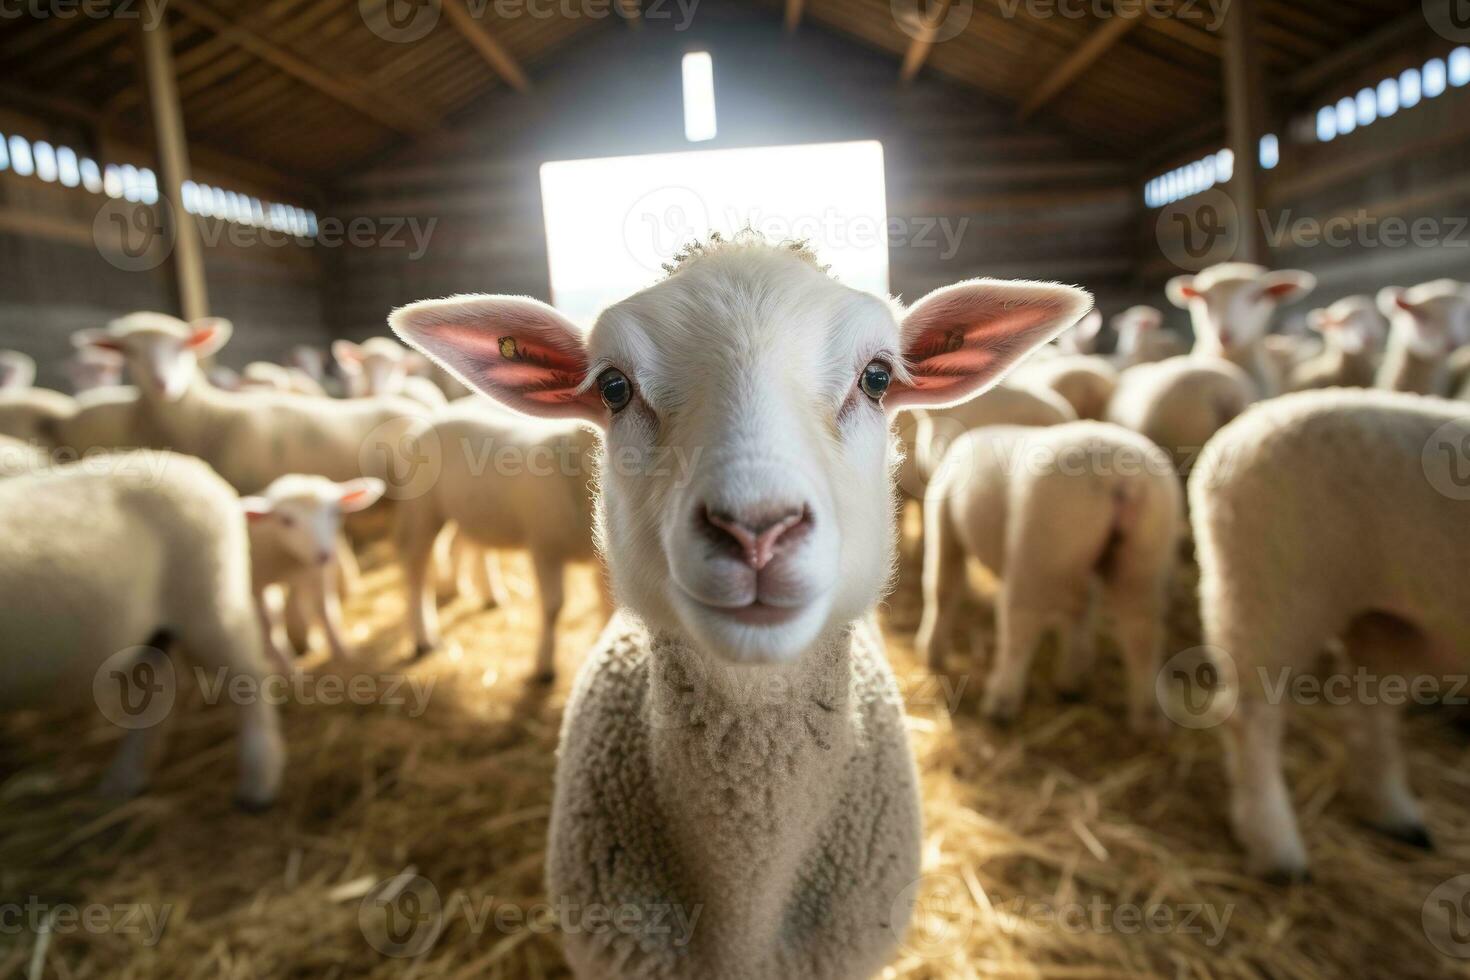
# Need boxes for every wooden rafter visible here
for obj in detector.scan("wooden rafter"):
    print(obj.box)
[440,0,531,93]
[784,0,804,32]
[899,0,952,83]
[1017,13,1144,120]
[168,0,433,137]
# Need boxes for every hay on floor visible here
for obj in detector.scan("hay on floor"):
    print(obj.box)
[3,516,1470,979]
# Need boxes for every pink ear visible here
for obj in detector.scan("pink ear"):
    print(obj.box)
[186,317,233,355]
[888,279,1093,410]
[241,497,271,523]
[390,294,601,423]
[338,477,385,513]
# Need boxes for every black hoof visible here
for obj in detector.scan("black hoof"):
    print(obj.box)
[1056,688,1086,704]
[1377,822,1435,850]
[413,643,436,660]
[1263,867,1312,886]
[532,670,556,686]
[235,795,275,815]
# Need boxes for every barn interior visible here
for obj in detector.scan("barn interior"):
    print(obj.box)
[3,1,1470,977]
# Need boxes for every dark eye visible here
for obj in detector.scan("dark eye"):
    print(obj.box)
[859,361,891,400]
[279,515,295,528]
[598,368,633,413]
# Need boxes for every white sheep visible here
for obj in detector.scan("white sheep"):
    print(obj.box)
[242,474,385,668]
[1014,352,1118,419]
[917,422,1181,730]
[1189,388,1470,880]
[50,383,168,454]
[1106,355,1257,477]
[333,336,447,409]
[391,397,602,680]
[75,313,424,494]
[392,237,1091,978]
[0,451,285,806]
[1375,280,1470,395]
[0,386,75,445]
[63,346,125,393]
[1167,262,1316,396]
[1111,304,1185,367]
[240,360,329,397]
[1,349,37,390]
[1286,295,1385,391]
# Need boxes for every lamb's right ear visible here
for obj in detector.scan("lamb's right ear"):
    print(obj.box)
[241,496,272,523]
[187,317,233,355]
[1377,286,1412,317]
[390,295,601,423]
[72,328,124,353]
[1165,275,1200,308]
[887,279,1093,411]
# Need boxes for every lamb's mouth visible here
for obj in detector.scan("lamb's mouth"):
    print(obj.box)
[678,587,814,627]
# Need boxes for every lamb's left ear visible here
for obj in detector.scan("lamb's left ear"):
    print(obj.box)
[390,294,601,423]
[1260,270,1315,303]
[338,477,386,512]
[887,279,1093,410]
[187,317,233,355]
[241,496,272,522]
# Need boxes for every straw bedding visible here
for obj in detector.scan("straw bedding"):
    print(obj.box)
[4,510,1470,979]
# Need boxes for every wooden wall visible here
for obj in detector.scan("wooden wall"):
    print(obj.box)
[324,0,1139,340]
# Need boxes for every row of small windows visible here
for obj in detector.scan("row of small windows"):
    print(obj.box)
[1145,47,1469,208]
[0,131,316,236]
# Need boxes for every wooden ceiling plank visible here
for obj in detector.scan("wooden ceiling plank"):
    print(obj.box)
[1017,13,1144,121]
[439,0,531,93]
[899,0,952,82]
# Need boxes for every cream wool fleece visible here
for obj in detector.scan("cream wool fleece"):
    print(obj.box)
[546,614,922,980]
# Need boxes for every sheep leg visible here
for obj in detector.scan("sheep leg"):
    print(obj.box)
[1111,608,1166,734]
[459,544,507,610]
[254,587,294,674]
[1053,584,1099,700]
[530,551,566,684]
[284,582,313,654]
[915,497,965,671]
[335,534,360,595]
[1341,697,1428,846]
[1222,697,1308,881]
[398,503,444,657]
[982,600,1051,725]
[98,647,176,798]
[309,566,352,663]
[438,525,462,603]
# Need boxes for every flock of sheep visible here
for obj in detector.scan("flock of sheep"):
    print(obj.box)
[0,239,1467,977]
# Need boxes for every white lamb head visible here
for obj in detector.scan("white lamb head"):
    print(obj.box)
[334,337,412,396]
[1306,295,1386,356]
[392,242,1090,665]
[1166,262,1315,354]
[63,347,124,392]
[74,312,233,401]
[0,350,36,391]
[1377,280,1470,357]
[242,474,385,567]
[1111,304,1163,344]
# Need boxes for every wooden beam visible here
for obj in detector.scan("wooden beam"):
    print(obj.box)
[784,0,804,32]
[899,0,951,83]
[440,0,531,93]
[138,15,209,322]
[168,0,433,137]
[1017,13,1143,121]
[1222,0,1266,262]
[1289,6,1435,96]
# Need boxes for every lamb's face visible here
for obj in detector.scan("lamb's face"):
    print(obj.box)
[243,476,384,568]
[391,243,1092,665]
[1112,305,1163,352]
[75,313,233,402]
[1379,281,1470,357]
[65,349,124,392]
[334,339,409,397]
[1308,296,1385,356]
[1167,265,1314,354]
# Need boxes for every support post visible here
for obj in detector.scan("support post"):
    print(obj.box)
[1222,0,1267,263]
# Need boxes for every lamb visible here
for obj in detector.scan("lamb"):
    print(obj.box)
[1056,308,1104,355]
[75,313,424,494]
[1374,280,1470,395]
[1106,356,1257,477]
[241,475,385,667]
[1167,262,1316,396]
[1285,295,1384,391]
[917,422,1181,730]
[0,386,75,445]
[1111,304,1184,367]
[391,237,1091,979]
[0,451,285,807]
[49,383,168,454]
[63,346,125,392]
[1013,351,1117,420]
[240,360,328,397]
[333,336,447,409]
[1189,388,1470,880]
[0,349,37,390]
[390,397,601,680]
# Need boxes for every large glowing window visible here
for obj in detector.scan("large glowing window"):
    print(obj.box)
[539,140,888,325]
